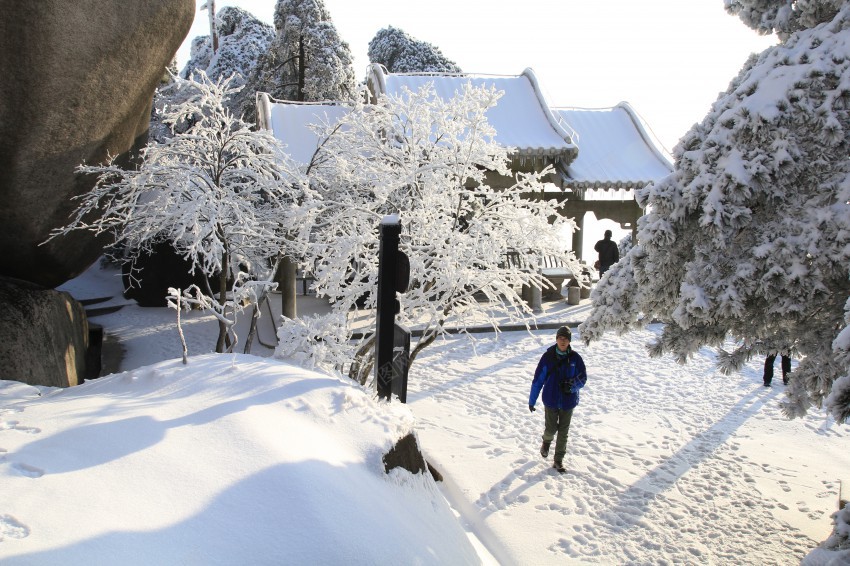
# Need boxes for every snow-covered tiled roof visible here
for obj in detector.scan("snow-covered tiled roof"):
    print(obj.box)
[256,92,349,166]
[368,65,577,162]
[552,103,673,190]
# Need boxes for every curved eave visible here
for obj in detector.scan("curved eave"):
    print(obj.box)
[555,161,663,191]
[566,179,654,191]
[510,146,578,160]
[521,68,578,157]
[615,101,673,169]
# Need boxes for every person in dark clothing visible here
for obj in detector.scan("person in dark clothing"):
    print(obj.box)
[594,230,619,275]
[528,326,587,473]
[764,354,791,386]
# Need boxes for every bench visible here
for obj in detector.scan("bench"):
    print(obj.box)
[502,251,579,301]
[540,256,572,299]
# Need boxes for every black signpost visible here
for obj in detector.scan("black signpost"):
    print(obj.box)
[375,216,410,402]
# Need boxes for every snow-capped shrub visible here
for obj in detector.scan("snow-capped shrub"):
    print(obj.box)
[275,312,353,374]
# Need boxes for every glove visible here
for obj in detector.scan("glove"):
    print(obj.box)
[529,405,536,412]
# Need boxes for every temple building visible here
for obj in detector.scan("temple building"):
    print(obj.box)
[257,65,673,263]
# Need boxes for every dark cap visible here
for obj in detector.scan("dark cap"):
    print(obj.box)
[556,326,571,340]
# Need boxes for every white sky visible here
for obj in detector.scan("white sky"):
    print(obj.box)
[176,0,777,153]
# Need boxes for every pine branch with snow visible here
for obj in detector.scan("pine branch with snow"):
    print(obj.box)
[724,0,843,40]
[580,6,850,423]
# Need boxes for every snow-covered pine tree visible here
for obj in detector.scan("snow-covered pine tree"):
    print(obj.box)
[51,72,309,354]
[148,6,273,143]
[579,3,850,425]
[292,82,579,383]
[724,0,843,39]
[180,6,274,89]
[238,0,356,117]
[367,26,462,73]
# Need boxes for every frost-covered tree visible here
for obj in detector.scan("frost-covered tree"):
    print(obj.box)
[367,26,461,73]
[724,0,843,39]
[151,6,273,141]
[180,6,274,89]
[618,234,633,258]
[239,0,356,114]
[51,72,308,354]
[148,60,182,144]
[286,82,579,383]
[580,5,850,425]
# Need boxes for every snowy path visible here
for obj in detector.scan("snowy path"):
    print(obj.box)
[55,264,849,564]
[408,326,848,565]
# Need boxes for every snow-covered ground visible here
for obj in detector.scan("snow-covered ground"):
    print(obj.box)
[1,260,848,564]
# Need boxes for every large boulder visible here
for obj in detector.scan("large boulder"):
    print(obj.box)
[0,0,195,289]
[0,277,89,388]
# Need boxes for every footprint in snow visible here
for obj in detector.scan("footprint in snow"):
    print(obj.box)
[0,514,30,541]
[12,463,44,478]
[0,421,40,434]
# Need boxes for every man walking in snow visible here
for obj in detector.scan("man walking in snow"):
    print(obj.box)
[594,230,619,275]
[528,326,587,473]
[763,353,791,386]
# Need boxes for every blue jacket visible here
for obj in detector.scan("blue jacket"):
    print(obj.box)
[529,345,587,411]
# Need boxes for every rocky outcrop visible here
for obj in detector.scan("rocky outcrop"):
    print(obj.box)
[0,278,89,388]
[383,433,428,476]
[0,0,195,289]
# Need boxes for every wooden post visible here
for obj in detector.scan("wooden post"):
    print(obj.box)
[572,212,585,261]
[279,255,297,320]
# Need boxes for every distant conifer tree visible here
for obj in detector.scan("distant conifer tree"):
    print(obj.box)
[368,26,461,73]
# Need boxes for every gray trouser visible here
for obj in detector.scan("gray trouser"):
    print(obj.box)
[543,407,574,462]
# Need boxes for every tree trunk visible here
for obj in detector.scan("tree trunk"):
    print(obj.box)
[297,37,306,101]
[243,301,261,354]
[409,330,437,367]
[206,0,218,53]
[281,255,297,319]
[349,334,376,385]
[215,251,228,353]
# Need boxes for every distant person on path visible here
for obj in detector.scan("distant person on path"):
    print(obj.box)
[594,230,619,275]
[528,326,587,473]
[763,354,791,387]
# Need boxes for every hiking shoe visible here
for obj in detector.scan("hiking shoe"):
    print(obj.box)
[540,440,551,458]
[553,460,566,473]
